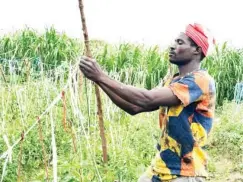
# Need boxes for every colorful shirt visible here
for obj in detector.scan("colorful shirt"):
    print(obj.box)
[146,69,216,181]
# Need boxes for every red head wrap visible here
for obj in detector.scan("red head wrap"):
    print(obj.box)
[185,23,216,56]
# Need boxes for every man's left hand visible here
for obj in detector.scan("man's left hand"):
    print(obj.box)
[79,56,105,82]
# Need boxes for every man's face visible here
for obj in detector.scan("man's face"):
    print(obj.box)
[169,33,197,65]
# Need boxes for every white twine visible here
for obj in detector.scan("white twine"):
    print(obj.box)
[50,110,58,182]
[1,155,9,182]
[3,135,12,163]
[0,61,80,161]
[68,74,102,182]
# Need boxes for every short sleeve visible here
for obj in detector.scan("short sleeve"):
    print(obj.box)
[168,73,208,107]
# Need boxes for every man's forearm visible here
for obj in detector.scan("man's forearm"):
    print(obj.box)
[98,82,158,115]
[97,74,153,108]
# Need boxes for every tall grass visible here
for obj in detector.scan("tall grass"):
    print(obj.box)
[1,27,243,105]
[203,45,243,105]
[0,61,158,181]
[0,60,242,181]
[207,101,243,179]
[0,27,81,69]
[0,27,243,181]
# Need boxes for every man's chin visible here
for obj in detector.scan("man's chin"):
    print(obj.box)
[169,59,187,66]
[169,59,178,65]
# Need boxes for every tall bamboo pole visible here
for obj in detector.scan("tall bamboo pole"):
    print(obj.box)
[78,0,108,163]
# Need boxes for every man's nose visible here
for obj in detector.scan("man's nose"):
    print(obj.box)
[170,44,175,51]
[169,41,176,50]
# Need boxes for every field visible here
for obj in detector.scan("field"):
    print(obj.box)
[0,27,243,182]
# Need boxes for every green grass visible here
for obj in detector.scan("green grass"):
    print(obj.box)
[206,102,243,181]
[0,27,243,181]
[1,28,243,105]
[0,67,158,181]
[0,63,242,181]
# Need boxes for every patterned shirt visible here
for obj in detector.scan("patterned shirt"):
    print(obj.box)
[146,69,216,181]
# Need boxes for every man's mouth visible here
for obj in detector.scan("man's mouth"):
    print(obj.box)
[169,52,176,57]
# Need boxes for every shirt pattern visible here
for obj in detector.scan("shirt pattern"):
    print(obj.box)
[146,69,216,181]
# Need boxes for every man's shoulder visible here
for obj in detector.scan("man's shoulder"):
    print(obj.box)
[193,70,216,88]
[193,69,214,80]
[193,70,216,103]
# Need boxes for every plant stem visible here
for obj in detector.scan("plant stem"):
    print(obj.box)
[0,64,7,83]
[38,118,49,181]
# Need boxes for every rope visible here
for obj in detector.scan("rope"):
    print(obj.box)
[2,135,12,162]
[0,155,9,182]
[61,89,78,153]
[61,91,67,131]
[68,74,102,181]
[0,59,102,181]
[0,62,79,161]
[50,110,58,182]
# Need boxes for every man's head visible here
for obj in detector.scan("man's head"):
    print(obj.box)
[169,23,215,66]
[169,33,204,65]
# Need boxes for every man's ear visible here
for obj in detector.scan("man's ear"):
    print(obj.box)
[194,46,202,56]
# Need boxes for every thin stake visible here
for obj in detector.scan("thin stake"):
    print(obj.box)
[78,0,108,163]
[70,123,77,153]
[38,117,49,181]
[17,131,24,182]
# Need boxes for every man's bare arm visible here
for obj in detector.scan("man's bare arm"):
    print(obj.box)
[99,83,159,115]
[79,57,181,109]
[96,75,180,109]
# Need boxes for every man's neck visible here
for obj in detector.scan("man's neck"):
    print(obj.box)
[178,61,201,77]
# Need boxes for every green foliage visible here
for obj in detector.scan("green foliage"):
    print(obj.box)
[1,28,243,105]
[1,75,242,181]
[207,102,243,172]
[0,27,243,181]
[0,72,159,181]
[0,26,81,70]
[202,46,243,105]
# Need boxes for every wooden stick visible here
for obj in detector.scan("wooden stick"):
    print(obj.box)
[38,118,49,181]
[78,0,108,163]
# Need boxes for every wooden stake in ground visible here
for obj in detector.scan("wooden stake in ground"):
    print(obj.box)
[78,0,108,163]
[38,118,49,181]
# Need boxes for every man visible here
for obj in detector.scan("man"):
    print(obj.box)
[79,23,216,182]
